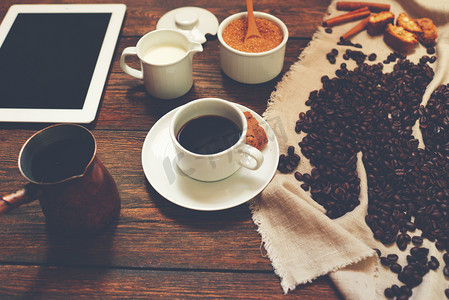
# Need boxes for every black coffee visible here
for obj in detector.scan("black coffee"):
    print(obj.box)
[31,139,94,183]
[177,115,241,155]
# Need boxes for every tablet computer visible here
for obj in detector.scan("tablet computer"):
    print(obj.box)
[0,4,126,123]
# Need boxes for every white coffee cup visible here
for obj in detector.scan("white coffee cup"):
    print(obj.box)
[120,29,203,99]
[169,98,264,182]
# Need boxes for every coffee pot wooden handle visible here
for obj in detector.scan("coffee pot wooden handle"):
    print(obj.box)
[0,184,37,216]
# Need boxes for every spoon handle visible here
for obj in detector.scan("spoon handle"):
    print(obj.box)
[246,0,255,22]
[245,0,261,40]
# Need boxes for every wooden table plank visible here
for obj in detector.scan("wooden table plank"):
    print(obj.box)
[0,265,342,299]
[0,0,329,38]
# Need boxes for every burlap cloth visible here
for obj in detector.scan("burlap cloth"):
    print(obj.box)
[251,0,449,298]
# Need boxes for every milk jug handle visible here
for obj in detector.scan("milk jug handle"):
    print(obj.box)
[120,47,144,79]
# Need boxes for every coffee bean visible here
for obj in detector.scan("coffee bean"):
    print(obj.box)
[445,288,449,299]
[436,241,445,250]
[326,52,336,64]
[400,285,412,297]
[302,173,311,182]
[294,172,303,181]
[400,265,413,281]
[337,38,358,47]
[398,241,408,251]
[407,273,422,288]
[288,145,295,156]
[397,233,411,249]
[387,254,399,262]
[420,55,430,64]
[390,263,402,273]
[428,256,440,270]
[410,247,420,257]
[384,287,394,298]
[325,27,333,34]
[391,284,401,296]
[412,236,423,245]
[444,266,449,277]
[387,53,397,62]
[381,256,391,266]
[335,69,344,77]
[300,183,309,191]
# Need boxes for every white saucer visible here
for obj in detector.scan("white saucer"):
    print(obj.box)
[141,104,279,211]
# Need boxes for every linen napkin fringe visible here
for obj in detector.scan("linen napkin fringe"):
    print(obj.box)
[250,196,377,295]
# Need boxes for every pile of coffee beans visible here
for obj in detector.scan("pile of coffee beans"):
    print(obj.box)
[378,245,436,298]
[297,59,436,219]
[342,49,367,63]
[277,146,300,173]
[285,49,449,297]
[420,85,449,157]
[337,37,362,48]
[326,48,339,64]
[326,48,436,69]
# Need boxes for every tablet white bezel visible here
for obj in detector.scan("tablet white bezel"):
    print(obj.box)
[0,4,126,123]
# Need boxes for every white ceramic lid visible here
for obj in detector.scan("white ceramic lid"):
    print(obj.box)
[156,7,219,44]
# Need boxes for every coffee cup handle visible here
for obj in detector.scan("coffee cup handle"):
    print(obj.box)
[237,144,264,170]
[120,47,143,79]
[0,183,38,216]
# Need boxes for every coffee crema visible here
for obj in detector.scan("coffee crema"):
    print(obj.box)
[176,115,241,155]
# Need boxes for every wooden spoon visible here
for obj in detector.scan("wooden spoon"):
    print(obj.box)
[244,0,261,42]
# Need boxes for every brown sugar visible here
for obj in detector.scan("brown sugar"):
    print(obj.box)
[222,17,283,53]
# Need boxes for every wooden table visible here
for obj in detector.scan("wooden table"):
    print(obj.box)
[0,0,342,298]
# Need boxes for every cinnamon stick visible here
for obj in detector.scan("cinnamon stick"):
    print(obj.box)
[323,7,370,27]
[340,17,370,40]
[336,1,390,12]
[323,10,370,27]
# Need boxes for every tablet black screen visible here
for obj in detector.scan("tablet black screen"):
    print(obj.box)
[0,13,111,109]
